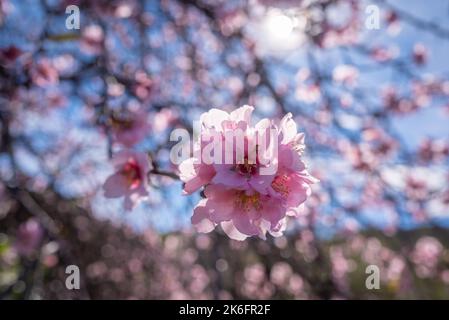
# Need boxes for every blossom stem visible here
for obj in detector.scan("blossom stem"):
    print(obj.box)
[150,169,180,180]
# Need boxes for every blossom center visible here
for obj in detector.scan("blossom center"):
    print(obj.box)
[234,156,258,177]
[111,113,135,130]
[121,159,142,188]
[235,191,262,212]
[236,163,257,176]
[271,174,290,197]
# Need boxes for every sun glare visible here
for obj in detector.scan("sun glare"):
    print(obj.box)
[265,13,294,39]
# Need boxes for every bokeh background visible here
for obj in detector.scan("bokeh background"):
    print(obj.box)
[1,0,449,299]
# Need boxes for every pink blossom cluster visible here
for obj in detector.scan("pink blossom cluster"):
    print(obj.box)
[103,107,152,211]
[180,105,318,240]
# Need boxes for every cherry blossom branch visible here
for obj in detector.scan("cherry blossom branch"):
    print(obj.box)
[150,168,180,180]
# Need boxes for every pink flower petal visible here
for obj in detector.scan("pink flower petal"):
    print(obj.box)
[103,173,129,198]
[230,105,254,124]
[192,199,216,233]
[220,221,248,241]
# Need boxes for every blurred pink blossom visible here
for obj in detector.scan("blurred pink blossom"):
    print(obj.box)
[30,58,59,87]
[411,236,443,278]
[110,108,151,147]
[81,25,104,55]
[15,218,44,257]
[333,65,359,86]
[413,43,428,65]
[103,150,152,211]
[0,45,23,66]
